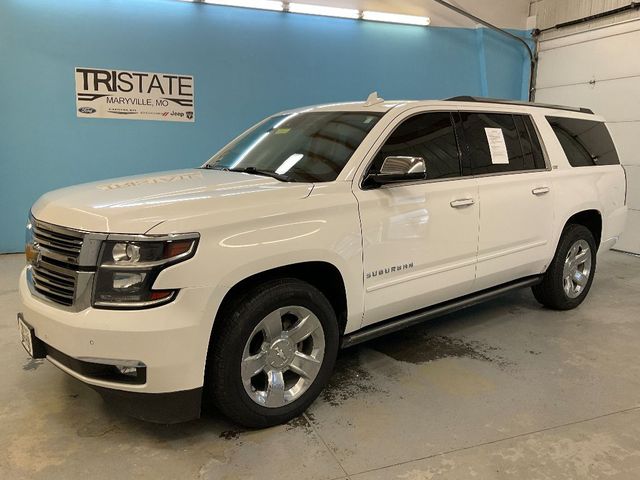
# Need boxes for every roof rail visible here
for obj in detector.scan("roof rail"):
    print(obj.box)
[445,96,594,115]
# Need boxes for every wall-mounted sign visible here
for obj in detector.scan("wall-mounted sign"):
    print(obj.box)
[75,67,194,122]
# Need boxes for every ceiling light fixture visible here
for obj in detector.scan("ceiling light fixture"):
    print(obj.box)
[288,3,360,19]
[187,1,431,27]
[362,11,430,26]
[203,0,284,12]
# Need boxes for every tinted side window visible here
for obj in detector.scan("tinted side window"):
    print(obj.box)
[515,115,546,170]
[547,116,620,166]
[458,112,533,174]
[371,112,461,180]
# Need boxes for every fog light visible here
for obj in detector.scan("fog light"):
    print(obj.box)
[116,365,138,376]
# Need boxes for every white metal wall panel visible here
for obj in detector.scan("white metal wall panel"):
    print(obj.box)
[626,166,640,210]
[608,123,640,167]
[623,215,640,253]
[535,19,640,253]
[537,80,640,122]
[537,29,640,87]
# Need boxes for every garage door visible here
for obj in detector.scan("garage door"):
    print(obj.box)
[535,20,640,254]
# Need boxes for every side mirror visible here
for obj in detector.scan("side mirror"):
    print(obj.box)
[365,156,427,188]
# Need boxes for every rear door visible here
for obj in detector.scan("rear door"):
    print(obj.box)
[456,110,554,289]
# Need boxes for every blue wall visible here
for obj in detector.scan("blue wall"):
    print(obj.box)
[0,0,531,252]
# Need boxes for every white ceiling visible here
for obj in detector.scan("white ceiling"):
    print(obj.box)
[282,0,532,29]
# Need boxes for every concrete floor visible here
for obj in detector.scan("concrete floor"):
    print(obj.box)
[1,251,640,479]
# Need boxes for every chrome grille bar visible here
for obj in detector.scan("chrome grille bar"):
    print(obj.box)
[33,227,82,250]
[32,220,84,264]
[31,265,75,287]
[31,263,76,306]
[32,269,75,293]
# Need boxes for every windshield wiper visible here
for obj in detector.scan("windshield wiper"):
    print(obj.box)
[226,166,292,182]
[202,164,292,182]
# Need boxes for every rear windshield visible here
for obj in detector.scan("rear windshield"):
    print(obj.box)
[546,116,620,167]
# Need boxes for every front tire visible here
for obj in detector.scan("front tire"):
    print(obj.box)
[532,224,597,310]
[205,278,339,428]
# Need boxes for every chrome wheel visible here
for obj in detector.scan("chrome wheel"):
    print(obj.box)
[241,306,325,408]
[563,239,592,299]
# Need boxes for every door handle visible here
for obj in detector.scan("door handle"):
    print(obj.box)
[450,198,475,208]
[532,187,550,195]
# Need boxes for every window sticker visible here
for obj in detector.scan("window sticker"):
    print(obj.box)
[275,128,291,134]
[484,128,509,164]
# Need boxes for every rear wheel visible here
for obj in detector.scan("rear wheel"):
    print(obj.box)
[205,278,339,428]
[532,224,597,310]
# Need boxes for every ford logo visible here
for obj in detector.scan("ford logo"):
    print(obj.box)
[78,107,96,114]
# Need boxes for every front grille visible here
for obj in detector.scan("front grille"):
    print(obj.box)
[32,220,83,265]
[31,263,77,306]
[27,218,94,309]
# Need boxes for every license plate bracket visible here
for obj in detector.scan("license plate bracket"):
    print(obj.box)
[18,313,46,359]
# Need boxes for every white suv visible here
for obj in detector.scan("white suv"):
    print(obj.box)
[18,94,627,427]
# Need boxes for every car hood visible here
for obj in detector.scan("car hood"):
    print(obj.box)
[31,169,314,233]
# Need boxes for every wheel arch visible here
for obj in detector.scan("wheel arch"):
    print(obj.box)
[212,261,349,339]
[564,209,602,248]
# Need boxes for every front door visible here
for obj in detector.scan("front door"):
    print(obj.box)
[353,110,480,327]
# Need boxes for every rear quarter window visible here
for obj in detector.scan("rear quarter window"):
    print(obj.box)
[546,116,620,166]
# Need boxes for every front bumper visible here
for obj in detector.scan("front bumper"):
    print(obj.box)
[19,267,216,422]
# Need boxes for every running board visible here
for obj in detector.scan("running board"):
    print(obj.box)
[341,275,543,349]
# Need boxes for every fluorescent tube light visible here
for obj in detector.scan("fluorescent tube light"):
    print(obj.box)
[203,0,284,11]
[362,11,430,26]
[288,3,359,19]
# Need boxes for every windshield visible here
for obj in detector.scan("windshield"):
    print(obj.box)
[204,111,383,182]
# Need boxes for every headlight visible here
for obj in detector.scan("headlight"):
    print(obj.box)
[92,234,199,309]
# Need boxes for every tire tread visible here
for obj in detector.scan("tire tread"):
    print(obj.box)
[205,278,338,428]
[532,224,597,310]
